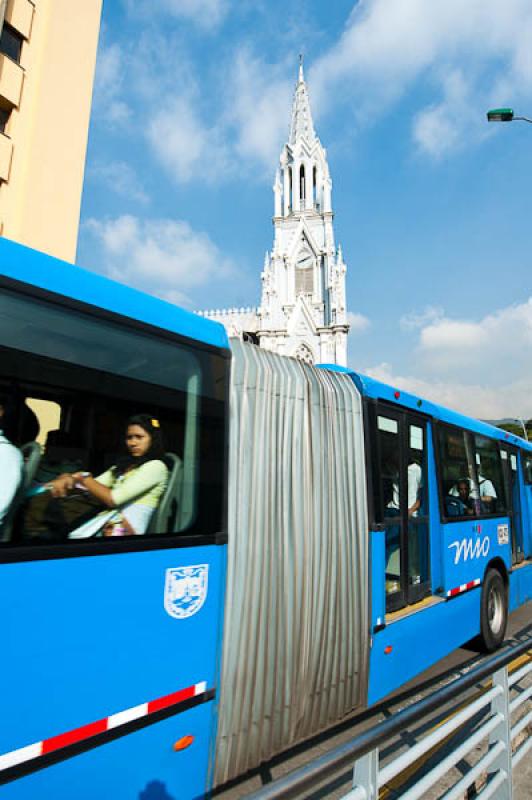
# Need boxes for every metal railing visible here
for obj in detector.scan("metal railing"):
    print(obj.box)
[246,637,531,800]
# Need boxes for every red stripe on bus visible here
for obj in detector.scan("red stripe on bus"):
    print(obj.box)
[148,685,196,714]
[42,718,108,754]
[447,578,480,598]
[1,681,208,772]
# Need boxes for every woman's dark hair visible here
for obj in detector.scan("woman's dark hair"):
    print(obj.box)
[0,391,40,445]
[113,414,168,474]
[0,391,16,442]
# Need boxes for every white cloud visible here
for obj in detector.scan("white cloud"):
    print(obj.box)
[91,1,532,191]
[89,161,149,204]
[145,50,294,183]
[95,32,234,185]
[311,0,532,156]
[416,299,532,380]
[400,305,444,331]
[123,0,229,31]
[347,311,371,332]
[225,50,292,173]
[160,0,229,30]
[92,42,131,125]
[144,48,293,183]
[148,97,230,184]
[85,215,236,306]
[363,297,532,418]
[412,70,483,158]
[364,362,532,420]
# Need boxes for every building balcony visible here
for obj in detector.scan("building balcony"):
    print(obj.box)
[0,53,23,108]
[0,132,13,181]
[5,0,34,40]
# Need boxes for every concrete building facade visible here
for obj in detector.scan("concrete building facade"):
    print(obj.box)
[0,0,102,262]
[200,62,350,366]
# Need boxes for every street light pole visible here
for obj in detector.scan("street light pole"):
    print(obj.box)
[487,108,532,124]
[517,418,529,442]
[485,107,530,443]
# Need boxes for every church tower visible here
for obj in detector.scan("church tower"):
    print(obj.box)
[199,61,350,366]
[257,61,349,365]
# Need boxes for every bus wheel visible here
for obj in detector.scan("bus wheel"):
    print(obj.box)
[480,568,507,652]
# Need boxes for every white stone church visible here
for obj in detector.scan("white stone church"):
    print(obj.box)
[199,62,349,366]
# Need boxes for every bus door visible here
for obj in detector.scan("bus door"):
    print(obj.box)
[522,453,532,558]
[374,406,431,612]
[501,446,524,564]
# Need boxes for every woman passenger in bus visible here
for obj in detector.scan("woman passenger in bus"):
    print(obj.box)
[49,414,169,537]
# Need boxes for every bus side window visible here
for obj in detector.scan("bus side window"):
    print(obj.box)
[474,434,505,515]
[438,426,480,520]
[376,414,403,600]
[0,285,227,546]
[524,456,532,485]
[376,415,401,515]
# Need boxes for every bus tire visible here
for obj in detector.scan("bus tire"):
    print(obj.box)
[479,568,507,652]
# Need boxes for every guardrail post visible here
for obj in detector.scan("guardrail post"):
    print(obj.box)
[348,748,378,800]
[489,666,513,800]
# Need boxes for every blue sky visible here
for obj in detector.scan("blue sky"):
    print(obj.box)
[78,0,532,419]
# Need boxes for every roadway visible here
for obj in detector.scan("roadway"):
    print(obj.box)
[212,602,531,799]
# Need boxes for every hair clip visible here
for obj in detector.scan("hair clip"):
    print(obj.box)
[151,418,160,428]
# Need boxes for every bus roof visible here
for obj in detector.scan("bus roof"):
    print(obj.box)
[320,364,532,452]
[0,237,230,352]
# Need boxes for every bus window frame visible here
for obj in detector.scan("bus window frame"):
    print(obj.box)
[435,421,509,523]
[0,274,230,362]
[523,452,532,485]
[0,277,231,564]
[500,443,524,565]
[363,398,380,529]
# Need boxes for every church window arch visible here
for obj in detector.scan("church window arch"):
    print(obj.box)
[293,343,314,365]
[299,164,306,202]
[312,166,317,208]
[288,166,293,212]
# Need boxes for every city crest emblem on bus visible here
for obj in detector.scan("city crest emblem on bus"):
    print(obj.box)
[164,565,209,619]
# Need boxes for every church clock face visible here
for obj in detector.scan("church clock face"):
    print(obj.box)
[297,252,314,271]
[295,251,314,295]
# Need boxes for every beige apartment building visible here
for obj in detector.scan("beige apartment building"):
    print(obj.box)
[0,0,102,262]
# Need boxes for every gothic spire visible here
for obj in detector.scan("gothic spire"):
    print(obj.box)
[288,58,317,146]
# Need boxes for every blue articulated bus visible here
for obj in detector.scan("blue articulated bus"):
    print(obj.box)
[0,237,530,797]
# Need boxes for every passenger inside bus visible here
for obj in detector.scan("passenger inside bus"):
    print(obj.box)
[0,390,40,533]
[0,392,24,527]
[446,479,475,517]
[478,474,497,513]
[447,473,497,516]
[384,456,423,518]
[48,414,171,538]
